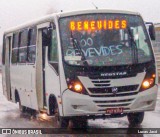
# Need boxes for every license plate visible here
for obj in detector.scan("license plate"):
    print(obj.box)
[106,108,123,114]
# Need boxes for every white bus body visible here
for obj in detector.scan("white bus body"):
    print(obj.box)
[2,9,158,127]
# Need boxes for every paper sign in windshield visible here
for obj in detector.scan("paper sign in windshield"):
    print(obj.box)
[65,56,82,61]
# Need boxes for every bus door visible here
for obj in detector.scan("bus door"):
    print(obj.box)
[36,22,51,110]
[4,34,12,100]
[42,28,48,107]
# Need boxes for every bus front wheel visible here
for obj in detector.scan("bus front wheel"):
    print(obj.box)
[54,102,69,128]
[127,112,144,126]
[71,117,88,128]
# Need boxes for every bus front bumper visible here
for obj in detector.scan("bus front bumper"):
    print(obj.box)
[62,85,158,117]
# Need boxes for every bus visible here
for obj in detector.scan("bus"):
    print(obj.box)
[2,9,158,128]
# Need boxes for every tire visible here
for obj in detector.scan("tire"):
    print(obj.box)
[59,117,70,128]
[127,112,144,126]
[54,101,69,128]
[27,108,37,117]
[72,117,88,129]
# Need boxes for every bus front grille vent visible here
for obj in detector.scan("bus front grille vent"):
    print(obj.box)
[88,85,139,97]
[91,80,111,87]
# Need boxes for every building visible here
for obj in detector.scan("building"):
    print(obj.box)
[152,23,160,79]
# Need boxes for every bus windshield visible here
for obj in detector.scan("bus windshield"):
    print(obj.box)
[59,13,153,66]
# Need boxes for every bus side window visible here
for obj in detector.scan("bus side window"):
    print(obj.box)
[28,27,37,63]
[48,29,58,62]
[2,36,6,65]
[18,29,28,63]
[11,33,19,64]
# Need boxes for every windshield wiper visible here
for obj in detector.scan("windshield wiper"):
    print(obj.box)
[127,27,138,64]
[70,32,88,66]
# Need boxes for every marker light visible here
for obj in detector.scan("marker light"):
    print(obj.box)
[152,74,156,78]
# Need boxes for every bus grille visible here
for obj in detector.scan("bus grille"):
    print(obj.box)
[91,80,111,87]
[88,85,139,97]
[88,85,139,111]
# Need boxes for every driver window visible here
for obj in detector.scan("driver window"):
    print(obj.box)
[135,26,150,55]
[132,26,152,63]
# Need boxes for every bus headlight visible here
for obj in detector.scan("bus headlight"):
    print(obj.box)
[74,83,83,92]
[140,73,155,91]
[68,80,88,95]
[68,82,83,93]
[142,79,154,89]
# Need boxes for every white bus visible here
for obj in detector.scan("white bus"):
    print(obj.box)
[2,9,158,128]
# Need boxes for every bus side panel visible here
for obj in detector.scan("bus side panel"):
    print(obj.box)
[10,65,38,109]
[2,65,7,97]
[2,36,6,97]
[45,63,61,114]
[3,36,12,101]
[2,35,7,98]
[30,67,39,110]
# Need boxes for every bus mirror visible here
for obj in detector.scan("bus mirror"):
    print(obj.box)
[145,22,156,40]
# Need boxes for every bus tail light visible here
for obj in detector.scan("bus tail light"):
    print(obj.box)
[140,73,156,91]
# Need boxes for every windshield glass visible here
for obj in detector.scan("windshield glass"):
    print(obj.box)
[59,13,153,66]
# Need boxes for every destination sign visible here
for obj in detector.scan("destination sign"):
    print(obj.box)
[70,20,127,31]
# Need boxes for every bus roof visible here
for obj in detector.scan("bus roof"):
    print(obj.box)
[4,9,140,35]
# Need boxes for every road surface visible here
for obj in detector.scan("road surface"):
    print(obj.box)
[0,74,160,137]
